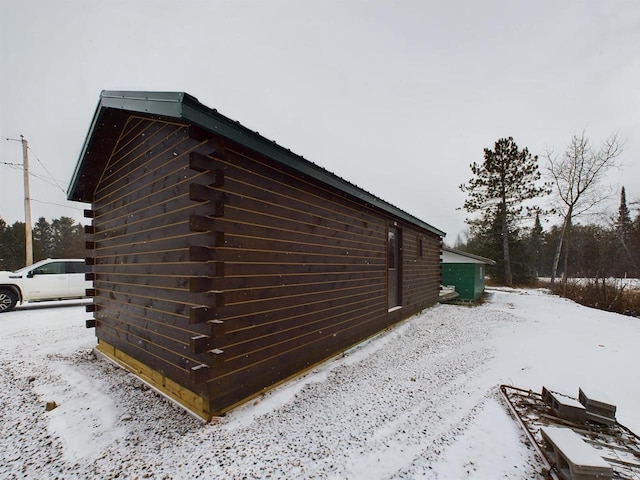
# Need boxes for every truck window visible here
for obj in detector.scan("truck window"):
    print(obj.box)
[65,262,90,274]
[32,262,65,275]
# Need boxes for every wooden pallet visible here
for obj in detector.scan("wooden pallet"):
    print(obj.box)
[500,385,640,480]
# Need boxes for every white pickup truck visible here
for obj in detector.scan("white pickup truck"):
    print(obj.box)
[0,258,92,312]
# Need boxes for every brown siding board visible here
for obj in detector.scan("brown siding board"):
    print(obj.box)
[95,172,193,224]
[223,147,384,231]
[219,307,388,370]
[216,283,385,329]
[206,310,395,412]
[94,249,192,265]
[198,289,386,329]
[194,298,387,358]
[201,247,385,267]
[97,122,190,196]
[214,298,386,353]
[98,281,213,307]
[95,164,197,224]
[200,217,384,256]
[95,147,200,217]
[94,271,191,292]
[107,116,154,160]
[93,201,215,243]
[220,276,385,306]
[97,329,205,395]
[221,178,384,240]
[93,262,385,287]
[94,297,194,329]
[92,247,384,269]
[96,316,219,374]
[94,292,194,321]
[201,280,384,322]
[186,269,385,292]
[189,149,386,237]
[213,261,384,277]
[96,304,205,345]
[93,232,217,258]
[91,262,211,277]
[229,179,384,236]
[92,222,215,253]
[85,114,442,417]
[220,204,383,248]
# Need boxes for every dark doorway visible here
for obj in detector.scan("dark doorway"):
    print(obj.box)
[388,226,401,309]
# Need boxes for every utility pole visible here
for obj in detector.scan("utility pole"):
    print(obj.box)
[21,135,33,266]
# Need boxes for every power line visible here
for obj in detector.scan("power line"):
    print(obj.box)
[1,161,66,189]
[27,146,66,194]
[4,137,68,194]
[30,198,83,211]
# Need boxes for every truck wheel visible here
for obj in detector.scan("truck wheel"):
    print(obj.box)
[0,289,18,312]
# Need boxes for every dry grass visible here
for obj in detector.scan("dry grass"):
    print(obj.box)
[539,279,640,317]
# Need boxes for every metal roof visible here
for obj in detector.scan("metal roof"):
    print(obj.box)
[442,246,496,265]
[69,90,445,237]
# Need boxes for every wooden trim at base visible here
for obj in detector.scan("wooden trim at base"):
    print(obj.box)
[92,302,434,419]
[94,340,214,421]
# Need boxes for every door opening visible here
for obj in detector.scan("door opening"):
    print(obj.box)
[387,226,401,309]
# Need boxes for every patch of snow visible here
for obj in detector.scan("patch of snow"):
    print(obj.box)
[0,288,637,478]
[34,362,126,464]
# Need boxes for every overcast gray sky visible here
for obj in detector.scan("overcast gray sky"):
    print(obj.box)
[1,0,639,244]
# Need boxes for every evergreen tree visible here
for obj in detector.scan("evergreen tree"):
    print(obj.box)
[617,187,632,228]
[0,218,8,270]
[5,222,26,270]
[527,213,544,277]
[0,216,85,269]
[460,137,550,285]
[570,224,617,279]
[51,216,84,258]
[615,186,636,276]
[465,209,503,279]
[33,217,54,260]
[633,206,640,275]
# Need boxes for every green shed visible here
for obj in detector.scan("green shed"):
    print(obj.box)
[441,247,495,301]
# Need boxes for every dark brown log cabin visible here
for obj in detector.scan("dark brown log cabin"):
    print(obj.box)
[68,91,445,419]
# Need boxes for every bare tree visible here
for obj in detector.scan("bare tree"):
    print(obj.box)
[545,131,623,284]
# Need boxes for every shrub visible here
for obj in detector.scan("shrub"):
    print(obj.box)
[540,279,640,317]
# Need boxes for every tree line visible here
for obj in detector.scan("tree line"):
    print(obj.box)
[458,132,639,285]
[0,216,85,271]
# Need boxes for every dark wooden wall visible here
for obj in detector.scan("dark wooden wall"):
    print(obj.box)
[86,114,441,414]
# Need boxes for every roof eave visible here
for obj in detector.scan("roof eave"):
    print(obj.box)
[442,246,496,265]
[69,90,446,238]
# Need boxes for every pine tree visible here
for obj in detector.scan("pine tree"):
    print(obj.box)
[5,222,26,270]
[615,186,637,276]
[528,213,544,277]
[0,218,9,270]
[33,217,54,261]
[616,187,632,236]
[460,137,550,285]
[51,216,84,258]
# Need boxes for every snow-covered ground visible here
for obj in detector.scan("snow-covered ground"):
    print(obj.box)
[0,289,638,479]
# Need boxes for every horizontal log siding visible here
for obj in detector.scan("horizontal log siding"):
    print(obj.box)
[89,117,217,395]
[401,231,441,311]
[88,115,441,415]
[200,140,394,411]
